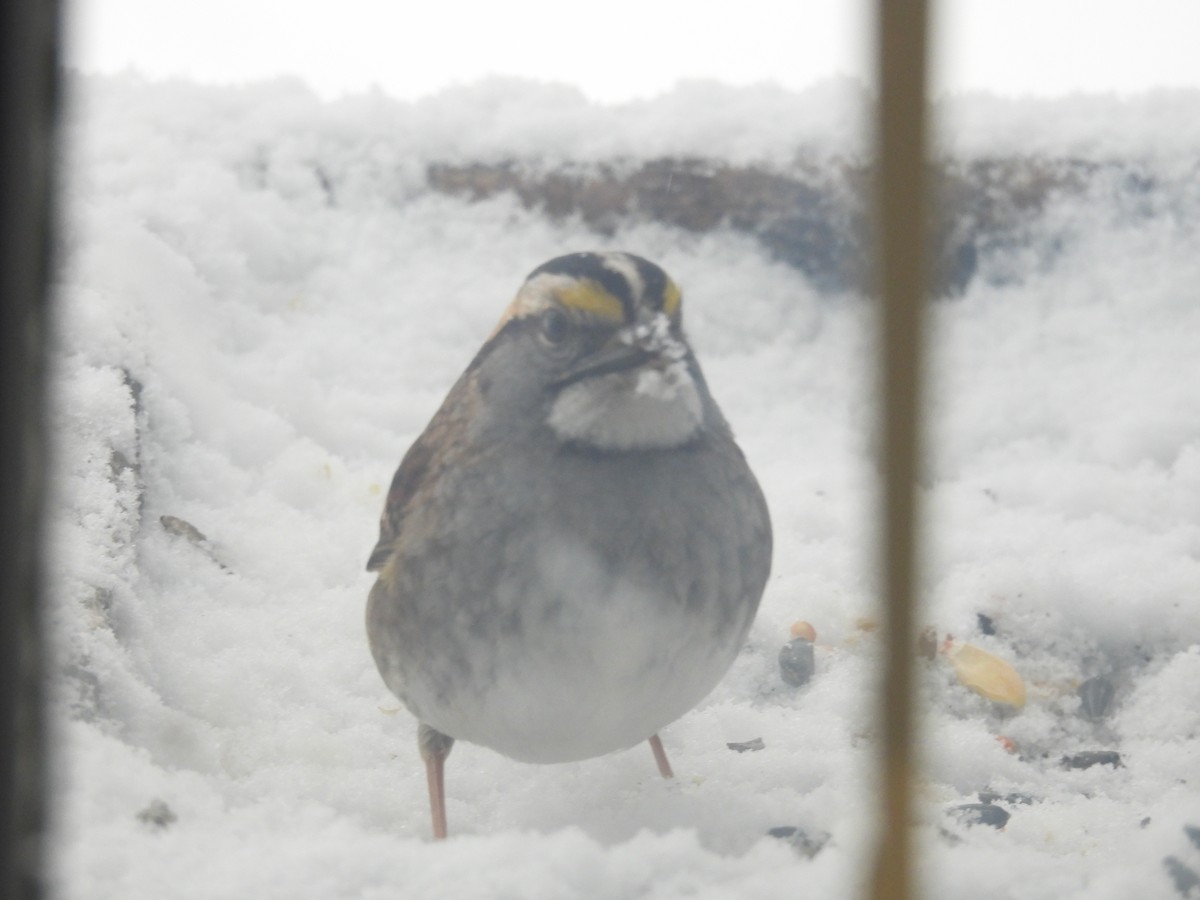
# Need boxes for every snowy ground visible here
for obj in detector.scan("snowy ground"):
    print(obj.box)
[47,74,1200,899]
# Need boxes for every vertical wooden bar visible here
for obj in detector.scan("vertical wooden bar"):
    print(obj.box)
[0,0,60,897]
[870,1,930,899]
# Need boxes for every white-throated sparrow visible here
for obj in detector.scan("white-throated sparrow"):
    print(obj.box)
[366,251,772,839]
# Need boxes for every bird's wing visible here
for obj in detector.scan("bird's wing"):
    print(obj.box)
[365,371,483,572]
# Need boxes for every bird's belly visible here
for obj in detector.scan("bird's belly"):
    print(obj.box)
[397,532,749,763]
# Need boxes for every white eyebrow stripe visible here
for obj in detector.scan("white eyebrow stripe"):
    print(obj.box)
[599,253,644,305]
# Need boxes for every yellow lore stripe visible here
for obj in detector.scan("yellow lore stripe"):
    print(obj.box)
[663,280,682,317]
[557,280,626,323]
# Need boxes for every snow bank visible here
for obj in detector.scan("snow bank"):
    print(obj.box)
[47,74,1200,898]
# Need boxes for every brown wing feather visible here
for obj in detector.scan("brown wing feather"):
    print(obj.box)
[365,371,483,572]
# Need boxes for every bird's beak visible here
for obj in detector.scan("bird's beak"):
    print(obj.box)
[552,340,653,389]
[552,311,688,389]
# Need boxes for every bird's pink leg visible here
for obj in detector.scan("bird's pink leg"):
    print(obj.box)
[419,724,454,840]
[648,733,674,779]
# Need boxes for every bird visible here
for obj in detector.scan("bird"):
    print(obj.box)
[365,251,772,839]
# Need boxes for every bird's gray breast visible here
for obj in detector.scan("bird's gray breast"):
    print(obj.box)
[368,433,771,761]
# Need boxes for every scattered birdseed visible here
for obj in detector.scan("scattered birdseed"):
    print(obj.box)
[1062,750,1123,770]
[978,790,1034,806]
[947,641,1027,708]
[950,803,1011,829]
[778,638,815,687]
[789,620,816,642]
[726,737,765,753]
[766,826,829,858]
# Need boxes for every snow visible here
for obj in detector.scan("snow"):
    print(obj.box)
[47,73,1200,898]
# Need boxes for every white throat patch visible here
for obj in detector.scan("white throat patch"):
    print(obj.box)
[547,360,703,450]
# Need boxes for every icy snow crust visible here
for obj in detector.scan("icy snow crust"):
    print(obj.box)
[49,74,1200,899]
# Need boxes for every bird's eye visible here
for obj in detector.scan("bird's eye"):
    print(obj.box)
[538,308,572,346]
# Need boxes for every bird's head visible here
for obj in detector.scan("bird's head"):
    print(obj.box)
[472,251,709,452]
